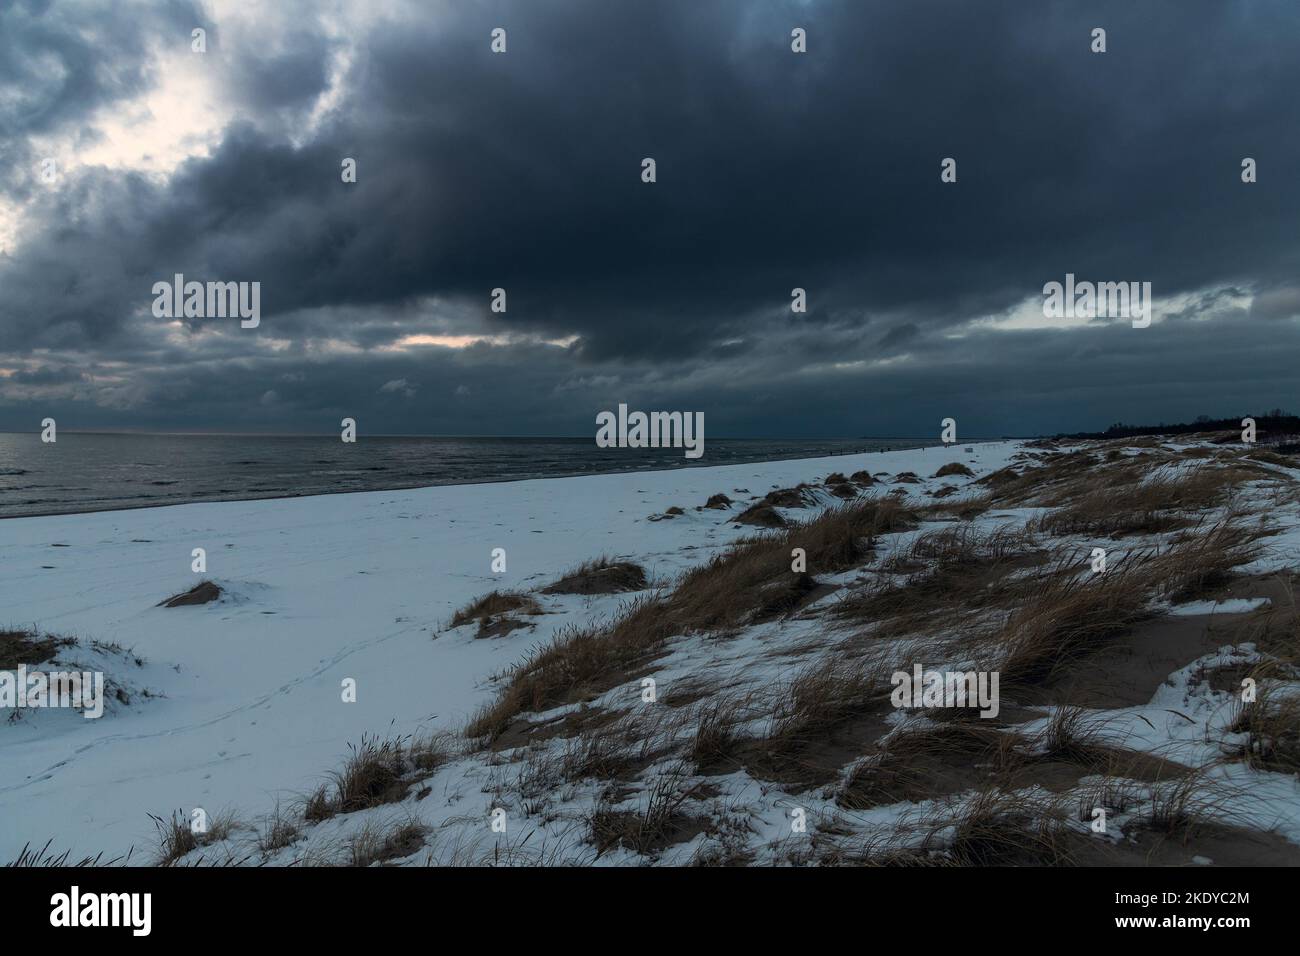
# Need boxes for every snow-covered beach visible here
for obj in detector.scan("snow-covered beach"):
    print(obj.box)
[5,437,1300,867]
[0,442,1018,862]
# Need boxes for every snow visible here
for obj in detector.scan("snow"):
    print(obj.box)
[5,435,1299,866]
[1168,598,1271,616]
[0,440,1013,862]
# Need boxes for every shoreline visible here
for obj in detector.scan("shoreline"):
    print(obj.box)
[0,439,976,522]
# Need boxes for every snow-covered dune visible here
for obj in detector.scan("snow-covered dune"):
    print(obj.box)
[0,441,1018,862]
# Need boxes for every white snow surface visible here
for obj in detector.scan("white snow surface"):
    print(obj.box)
[1168,598,1272,616]
[0,441,1017,862]
[6,437,1300,866]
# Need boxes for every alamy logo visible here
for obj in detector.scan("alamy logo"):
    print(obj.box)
[890,664,1000,718]
[151,274,261,328]
[596,403,704,459]
[50,886,151,936]
[0,666,104,719]
[1042,273,1152,328]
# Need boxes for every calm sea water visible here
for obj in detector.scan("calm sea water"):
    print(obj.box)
[0,433,940,519]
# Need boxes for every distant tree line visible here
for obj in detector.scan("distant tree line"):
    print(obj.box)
[1059,410,1300,444]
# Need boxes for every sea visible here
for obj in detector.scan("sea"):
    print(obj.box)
[0,433,942,519]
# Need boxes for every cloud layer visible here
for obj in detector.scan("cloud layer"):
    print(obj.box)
[2,0,1298,436]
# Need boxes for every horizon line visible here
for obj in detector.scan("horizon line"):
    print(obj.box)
[0,430,1029,441]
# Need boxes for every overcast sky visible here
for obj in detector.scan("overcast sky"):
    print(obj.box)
[1,0,1298,438]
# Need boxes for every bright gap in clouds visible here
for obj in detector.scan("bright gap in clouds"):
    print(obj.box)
[968,286,1253,333]
[5,0,380,255]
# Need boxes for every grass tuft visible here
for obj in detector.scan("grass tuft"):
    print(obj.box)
[543,557,648,595]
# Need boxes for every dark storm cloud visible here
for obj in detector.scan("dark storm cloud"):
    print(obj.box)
[2,0,1299,434]
[0,288,1287,439]
[6,364,86,385]
[0,0,204,196]
[229,31,334,112]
